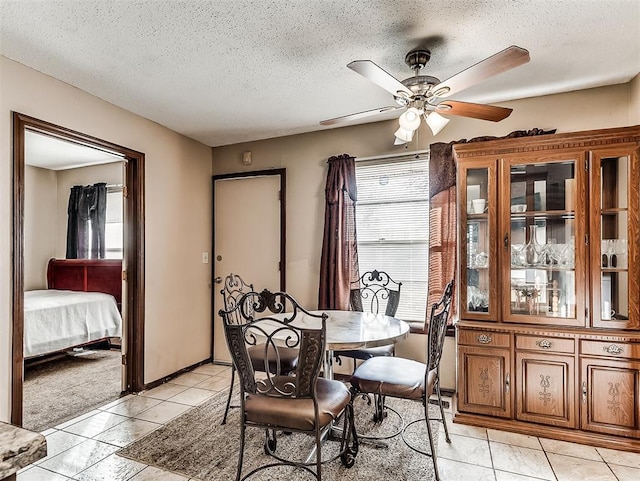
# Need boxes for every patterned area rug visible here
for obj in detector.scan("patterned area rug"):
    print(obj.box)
[118,387,440,480]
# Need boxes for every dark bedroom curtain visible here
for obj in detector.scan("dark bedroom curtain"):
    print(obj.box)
[427,128,556,326]
[318,154,360,310]
[66,182,107,259]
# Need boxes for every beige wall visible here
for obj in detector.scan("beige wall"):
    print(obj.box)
[0,56,213,421]
[212,82,637,390]
[24,166,57,290]
[631,74,640,124]
[55,162,123,258]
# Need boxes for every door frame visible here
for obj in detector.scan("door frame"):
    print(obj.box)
[11,112,146,425]
[211,169,286,358]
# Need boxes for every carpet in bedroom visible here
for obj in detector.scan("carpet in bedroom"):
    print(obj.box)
[23,348,123,432]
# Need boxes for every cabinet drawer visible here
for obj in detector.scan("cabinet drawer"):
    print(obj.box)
[580,340,640,360]
[516,335,575,354]
[458,330,510,348]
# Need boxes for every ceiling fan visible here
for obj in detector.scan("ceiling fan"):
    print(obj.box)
[320,45,530,144]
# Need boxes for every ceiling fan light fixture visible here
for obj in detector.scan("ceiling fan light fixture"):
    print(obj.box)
[394,126,414,143]
[398,107,422,131]
[425,111,450,135]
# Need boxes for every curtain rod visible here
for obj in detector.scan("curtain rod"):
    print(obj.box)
[355,149,429,162]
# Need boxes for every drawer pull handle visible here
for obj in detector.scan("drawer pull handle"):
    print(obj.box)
[536,339,553,349]
[582,381,587,404]
[603,344,623,356]
[477,334,492,344]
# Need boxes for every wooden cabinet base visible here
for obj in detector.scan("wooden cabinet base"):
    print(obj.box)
[453,410,640,453]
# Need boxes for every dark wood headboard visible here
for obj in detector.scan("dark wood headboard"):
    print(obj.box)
[47,258,123,310]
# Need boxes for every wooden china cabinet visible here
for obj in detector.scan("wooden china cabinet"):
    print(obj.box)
[454,126,640,452]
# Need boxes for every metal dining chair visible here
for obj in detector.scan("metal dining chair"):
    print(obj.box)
[219,273,299,425]
[334,269,402,421]
[349,280,454,481]
[219,288,359,481]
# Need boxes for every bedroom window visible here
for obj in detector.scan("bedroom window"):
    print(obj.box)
[355,152,430,325]
[105,186,123,259]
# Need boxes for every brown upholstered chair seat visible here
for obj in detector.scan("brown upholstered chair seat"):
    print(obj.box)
[248,345,298,373]
[350,356,437,401]
[245,376,351,431]
[335,344,394,361]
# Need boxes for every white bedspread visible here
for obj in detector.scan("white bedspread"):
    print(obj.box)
[24,289,122,358]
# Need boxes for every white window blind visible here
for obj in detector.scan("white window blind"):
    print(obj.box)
[355,153,430,323]
[105,187,123,259]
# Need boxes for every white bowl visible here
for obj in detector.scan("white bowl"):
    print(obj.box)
[511,204,527,213]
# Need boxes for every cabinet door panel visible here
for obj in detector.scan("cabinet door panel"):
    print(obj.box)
[458,346,511,418]
[501,154,587,327]
[581,359,640,438]
[590,148,640,329]
[516,353,575,428]
[459,160,499,321]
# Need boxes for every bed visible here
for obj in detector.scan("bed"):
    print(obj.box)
[24,259,123,358]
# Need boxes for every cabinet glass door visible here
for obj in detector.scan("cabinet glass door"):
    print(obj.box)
[591,150,639,329]
[504,158,585,326]
[460,161,497,320]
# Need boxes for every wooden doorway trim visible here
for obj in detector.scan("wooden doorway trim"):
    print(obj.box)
[11,112,145,425]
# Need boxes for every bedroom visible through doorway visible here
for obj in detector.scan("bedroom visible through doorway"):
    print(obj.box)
[12,113,146,428]
[23,134,124,431]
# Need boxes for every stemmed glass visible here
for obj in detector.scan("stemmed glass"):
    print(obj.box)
[602,239,616,268]
[614,239,628,269]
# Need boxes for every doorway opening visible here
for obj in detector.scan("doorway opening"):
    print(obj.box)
[12,112,145,427]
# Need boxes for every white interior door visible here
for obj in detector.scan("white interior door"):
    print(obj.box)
[213,174,282,363]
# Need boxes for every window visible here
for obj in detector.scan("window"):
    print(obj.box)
[355,153,430,324]
[105,186,123,259]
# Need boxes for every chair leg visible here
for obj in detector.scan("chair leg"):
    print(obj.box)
[435,378,451,443]
[264,429,277,453]
[340,402,358,467]
[373,394,387,423]
[236,418,246,481]
[315,426,322,481]
[222,365,236,425]
[424,401,440,481]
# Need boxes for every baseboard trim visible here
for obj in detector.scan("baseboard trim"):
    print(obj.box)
[142,357,213,391]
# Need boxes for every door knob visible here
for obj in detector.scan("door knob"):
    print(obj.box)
[214,276,223,284]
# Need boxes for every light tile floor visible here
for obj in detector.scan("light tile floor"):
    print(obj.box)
[18,363,640,481]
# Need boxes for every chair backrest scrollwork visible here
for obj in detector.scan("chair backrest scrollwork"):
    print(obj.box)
[350,269,402,317]
[220,273,254,325]
[219,289,327,399]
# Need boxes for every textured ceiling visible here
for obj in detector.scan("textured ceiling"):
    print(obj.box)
[1,1,639,147]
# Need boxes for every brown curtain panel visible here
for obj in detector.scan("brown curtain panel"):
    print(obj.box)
[318,154,359,310]
[426,128,556,328]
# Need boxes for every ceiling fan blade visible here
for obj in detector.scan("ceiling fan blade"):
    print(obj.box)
[347,60,413,98]
[320,106,403,126]
[430,46,530,99]
[435,100,513,122]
